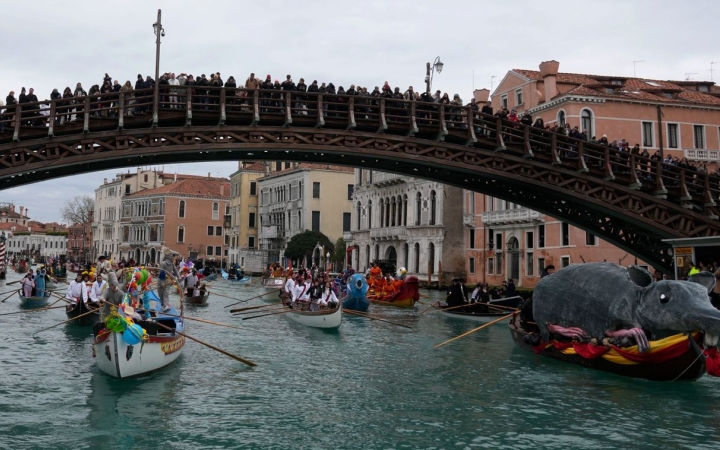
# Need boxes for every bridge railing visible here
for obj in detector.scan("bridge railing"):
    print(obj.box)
[0,86,718,215]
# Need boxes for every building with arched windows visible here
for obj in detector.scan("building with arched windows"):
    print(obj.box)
[345,170,465,285]
[118,175,229,265]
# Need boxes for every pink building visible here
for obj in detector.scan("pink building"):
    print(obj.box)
[489,60,720,165]
[119,177,230,264]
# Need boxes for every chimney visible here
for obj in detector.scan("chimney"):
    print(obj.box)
[539,60,560,102]
[103,178,107,184]
[473,88,490,104]
[220,184,225,196]
[25,208,28,218]
[19,206,24,217]
[208,172,211,179]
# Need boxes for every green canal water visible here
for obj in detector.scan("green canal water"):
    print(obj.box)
[1,272,720,450]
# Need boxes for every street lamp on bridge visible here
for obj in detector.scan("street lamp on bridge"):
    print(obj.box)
[425,56,444,93]
[152,9,165,127]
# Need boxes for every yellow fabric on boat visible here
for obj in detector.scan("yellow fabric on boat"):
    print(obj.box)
[557,332,695,365]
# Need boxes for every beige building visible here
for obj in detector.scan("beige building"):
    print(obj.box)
[258,163,354,267]
[227,161,265,270]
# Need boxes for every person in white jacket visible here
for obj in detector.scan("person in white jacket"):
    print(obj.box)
[317,285,339,309]
[89,277,108,303]
[66,273,89,304]
[292,277,310,306]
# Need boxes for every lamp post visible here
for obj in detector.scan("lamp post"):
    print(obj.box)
[326,251,331,271]
[152,9,165,127]
[425,56,444,93]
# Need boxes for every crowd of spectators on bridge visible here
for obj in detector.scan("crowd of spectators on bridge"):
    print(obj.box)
[0,71,717,181]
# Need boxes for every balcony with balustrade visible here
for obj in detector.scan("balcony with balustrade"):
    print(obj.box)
[463,214,475,228]
[480,208,544,226]
[370,226,407,241]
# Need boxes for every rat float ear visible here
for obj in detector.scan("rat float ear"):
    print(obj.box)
[627,265,654,288]
[689,272,716,293]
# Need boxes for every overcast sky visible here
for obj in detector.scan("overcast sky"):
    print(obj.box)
[1,0,719,223]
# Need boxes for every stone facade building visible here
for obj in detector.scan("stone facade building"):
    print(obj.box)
[346,170,465,285]
[258,164,354,267]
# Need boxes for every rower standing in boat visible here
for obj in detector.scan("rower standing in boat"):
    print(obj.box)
[34,269,46,298]
[21,273,35,297]
[158,248,180,311]
[183,269,199,297]
[99,273,124,321]
[66,273,89,304]
[446,279,468,309]
[89,275,108,307]
[283,274,297,302]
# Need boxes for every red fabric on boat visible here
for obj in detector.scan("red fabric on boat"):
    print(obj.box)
[534,337,692,364]
[611,339,690,364]
[703,347,720,377]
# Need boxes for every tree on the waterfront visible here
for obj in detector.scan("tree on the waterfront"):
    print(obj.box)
[284,230,334,263]
[60,195,94,224]
[333,237,346,267]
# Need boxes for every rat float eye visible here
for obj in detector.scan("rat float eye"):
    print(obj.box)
[660,293,669,304]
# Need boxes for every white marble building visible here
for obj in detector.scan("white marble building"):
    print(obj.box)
[345,169,465,284]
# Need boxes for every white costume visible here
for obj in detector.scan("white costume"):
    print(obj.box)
[292,281,310,302]
[284,277,296,295]
[89,279,108,301]
[66,279,89,303]
[317,288,338,307]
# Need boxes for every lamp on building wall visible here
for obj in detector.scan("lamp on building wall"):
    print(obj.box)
[425,56,444,93]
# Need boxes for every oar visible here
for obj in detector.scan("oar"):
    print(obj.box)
[433,313,516,349]
[486,303,519,312]
[223,290,278,308]
[230,303,286,316]
[153,320,256,367]
[3,280,21,286]
[419,303,436,315]
[343,309,412,329]
[32,307,100,335]
[0,305,66,316]
[230,303,282,314]
[154,311,243,330]
[233,306,286,316]
[1,290,18,303]
[241,309,297,320]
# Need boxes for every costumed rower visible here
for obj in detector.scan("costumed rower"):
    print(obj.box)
[157,248,180,311]
[66,273,89,304]
[34,269,46,298]
[89,275,108,305]
[99,271,125,321]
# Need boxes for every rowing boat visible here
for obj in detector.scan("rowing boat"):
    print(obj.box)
[18,290,51,308]
[184,292,209,306]
[368,276,419,308]
[65,299,100,326]
[508,317,714,381]
[282,299,342,329]
[262,277,285,290]
[433,296,523,322]
[92,291,185,378]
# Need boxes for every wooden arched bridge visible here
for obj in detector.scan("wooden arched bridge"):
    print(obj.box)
[1,86,719,272]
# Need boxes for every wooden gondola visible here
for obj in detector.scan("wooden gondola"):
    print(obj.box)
[508,317,708,382]
[65,300,100,326]
[281,298,342,329]
[183,292,209,306]
[18,289,51,308]
[432,296,523,322]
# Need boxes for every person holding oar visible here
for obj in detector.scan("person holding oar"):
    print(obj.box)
[65,273,88,309]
